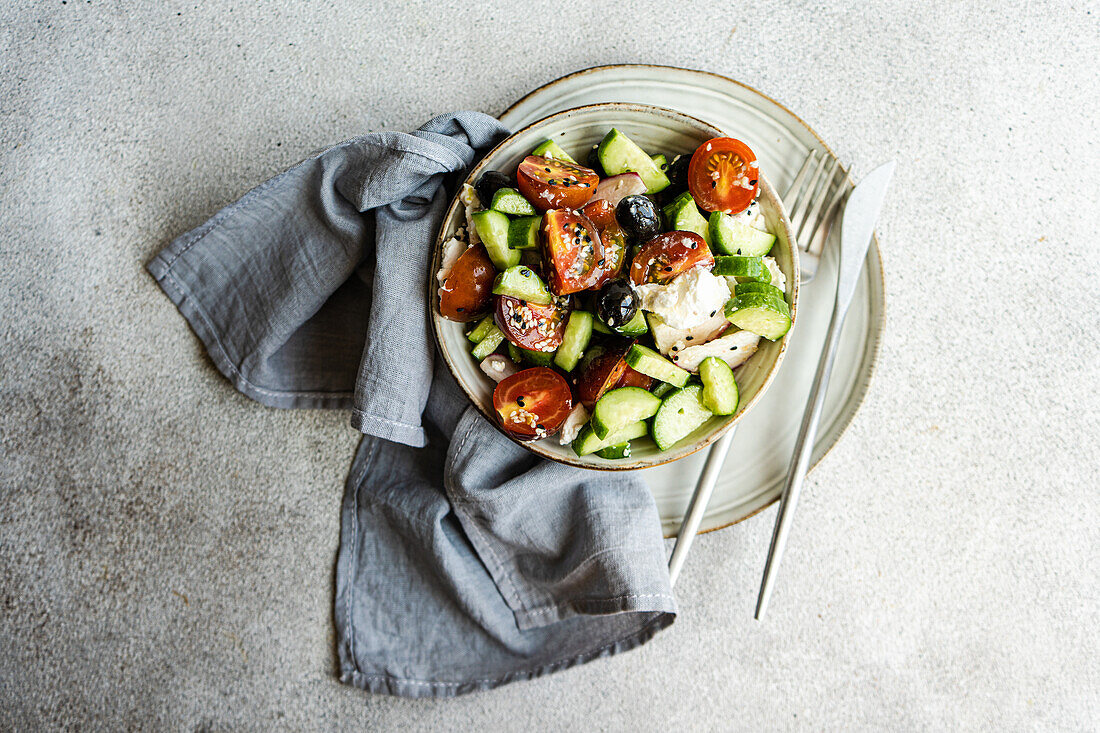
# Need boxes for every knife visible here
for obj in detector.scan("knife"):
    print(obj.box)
[754,160,896,620]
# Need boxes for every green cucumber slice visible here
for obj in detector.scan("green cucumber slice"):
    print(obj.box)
[507,215,541,250]
[713,255,770,282]
[492,265,552,305]
[651,382,675,399]
[466,315,496,344]
[725,291,792,341]
[472,209,520,270]
[572,420,648,457]
[471,326,505,360]
[507,342,523,363]
[613,308,648,337]
[595,443,632,460]
[662,191,710,243]
[592,318,613,335]
[708,211,776,256]
[651,153,667,171]
[651,384,714,451]
[531,139,577,164]
[734,282,785,299]
[624,344,690,388]
[591,387,662,439]
[597,128,671,194]
[519,347,555,367]
[490,187,538,216]
[554,310,594,372]
[698,356,739,415]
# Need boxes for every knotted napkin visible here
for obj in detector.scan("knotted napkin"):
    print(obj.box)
[147,111,676,697]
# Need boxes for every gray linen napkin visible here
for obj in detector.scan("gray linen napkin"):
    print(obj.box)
[147,111,676,697]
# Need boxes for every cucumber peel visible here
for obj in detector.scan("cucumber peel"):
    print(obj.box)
[625,344,690,388]
[590,387,662,439]
[490,187,537,216]
[698,357,739,415]
[662,191,710,243]
[472,209,520,270]
[725,291,791,341]
[713,255,770,282]
[531,139,577,164]
[651,384,714,451]
[554,310,594,373]
[597,128,670,194]
[708,211,776,256]
[572,420,648,457]
[492,265,552,305]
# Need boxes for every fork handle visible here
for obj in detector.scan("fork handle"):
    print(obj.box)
[754,294,848,619]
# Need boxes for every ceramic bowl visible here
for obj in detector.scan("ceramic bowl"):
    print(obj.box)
[429,103,799,470]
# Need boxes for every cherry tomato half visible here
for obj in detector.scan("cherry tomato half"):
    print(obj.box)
[573,342,632,408]
[495,295,568,352]
[493,367,573,440]
[541,209,609,295]
[439,244,495,321]
[687,137,760,214]
[581,199,628,289]
[517,155,599,211]
[629,232,714,286]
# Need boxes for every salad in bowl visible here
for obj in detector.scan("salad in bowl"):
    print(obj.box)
[431,104,798,470]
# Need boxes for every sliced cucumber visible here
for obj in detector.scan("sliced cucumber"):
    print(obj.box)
[519,347,555,366]
[592,318,613,335]
[624,344,690,388]
[596,443,632,460]
[725,291,791,341]
[471,326,505,360]
[466,315,496,344]
[713,255,770,283]
[650,153,667,171]
[651,382,675,399]
[492,265,552,305]
[554,310,594,373]
[698,357,739,415]
[591,387,662,439]
[531,139,577,164]
[597,128,671,194]
[613,308,648,337]
[507,342,523,363]
[651,384,714,451]
[708,211,776,256]
[472,209,519,270]
[662,191,709,243]
[572,420,648,457]
[507,215,541,250]
[734,281,785,299]
[490,187,538,217]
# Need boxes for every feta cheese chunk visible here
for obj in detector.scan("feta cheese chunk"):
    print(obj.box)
[648,311,730,356]
[558,404,589,445]
[670,329,761,373]
[437,236,468,284]
[633,266,731,330]
[461,184,481,245]
[763,256,786,293]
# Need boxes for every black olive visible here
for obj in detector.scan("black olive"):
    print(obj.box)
[596,279,638,329]
[474,171,511,206]
[586,147,607,178]
[615,195,662,246]
[666,153,693,191]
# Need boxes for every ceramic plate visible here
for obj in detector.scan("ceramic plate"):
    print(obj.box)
[499,65,886,535]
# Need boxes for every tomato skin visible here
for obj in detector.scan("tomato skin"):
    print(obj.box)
[614,364,653,391]
[517,156,599,211]
[573,342,632,408]
[580,198,616,229]
[687,137,760,214]
[439,244,495,321]
[541,209,607,295]
[494,295,568,352]
[580,200,628,289]
[493,367,573,440]
[629,232,714,286]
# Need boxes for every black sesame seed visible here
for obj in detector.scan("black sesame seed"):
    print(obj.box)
[711,181,716,188]
[456,307,464,312]
[545,167,551,172]
[749,179,757,185]
[517,397,525,407]
[664,265,673,272]
[520,267,532,277]
[686,336,693,341]
[536,423,545,431]
[710,310,717,317]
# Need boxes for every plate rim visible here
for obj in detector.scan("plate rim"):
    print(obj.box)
[498,64,886,535]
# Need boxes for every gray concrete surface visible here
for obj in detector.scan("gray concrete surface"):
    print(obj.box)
[1,0,1098,729]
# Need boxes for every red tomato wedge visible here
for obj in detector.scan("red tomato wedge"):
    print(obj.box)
[493,367,573,440]
[573,342,632,408]
[629,232,713,286]
[439,244,495,321]
[494,295,568,352]
[541,209,608,295]
[516,155,599,211]
[687,137,760,214]
[581,199,628,289]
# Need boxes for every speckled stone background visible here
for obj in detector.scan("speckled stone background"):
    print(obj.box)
[1,0,1098,730]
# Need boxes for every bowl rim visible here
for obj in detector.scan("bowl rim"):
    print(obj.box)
[428,101,800,471]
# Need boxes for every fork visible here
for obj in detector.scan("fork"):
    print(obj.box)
[667,148,846,586]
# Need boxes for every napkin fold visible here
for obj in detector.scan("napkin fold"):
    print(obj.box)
[148,111,676,697]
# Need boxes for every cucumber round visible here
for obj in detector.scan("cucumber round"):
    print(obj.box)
[553,310,594,373]
[590,387,662,439]
[490,187,537,217]
[725,291,791,341]
[698,357,739,415]
[531,139,577,164]
[613,308,648,337]
[506,342,523,364]
[624,344,690,388]
[492,265,552,305]
[472,209,520,270]
[595,443,632,460]
[507,215,541,250]
[733,281,785,300]
[572,420,648,457]
[708,211,776,256]
[651,384,714,451]
[518,347,555,367]
[713,255,770,282]
[597,128,671,194]
[661,191,710,243]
